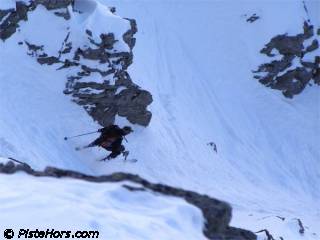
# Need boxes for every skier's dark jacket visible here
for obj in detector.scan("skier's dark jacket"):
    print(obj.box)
[93,125,132,149]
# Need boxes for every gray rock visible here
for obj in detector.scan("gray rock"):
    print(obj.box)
[313,57,320,84]
[305,39,319,53]
[25,41,43,52]
[246,13,260,23]
[123,18,137,50]
[0,0,74,40]
[37,56,61,65]
[0,2,29,41]
[57,59,78,70]
[54,9,70,20]
[85,29,92,36]
[303,21,314,39]
[272,68,313,98]
[261,34,305,57]
[109,6,116,13]
[0,9,13,22]
[65,21,152,126]
[34,0,73,10]
[255,21,319,97]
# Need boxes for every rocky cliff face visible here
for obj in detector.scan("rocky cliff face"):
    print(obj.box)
[0,0,152,126]
[0,160,257,240]
[254,21,319,98]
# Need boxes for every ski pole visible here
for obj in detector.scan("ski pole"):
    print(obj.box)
[64,131,98,140]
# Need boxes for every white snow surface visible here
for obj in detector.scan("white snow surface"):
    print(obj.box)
[0,0,319,239]
[0,158,204,240]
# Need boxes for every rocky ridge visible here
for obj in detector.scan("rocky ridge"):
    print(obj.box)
[0,0,152,126]
[0,160,257,240]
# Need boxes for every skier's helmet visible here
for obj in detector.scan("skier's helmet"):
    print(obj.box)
[123,126,133,135]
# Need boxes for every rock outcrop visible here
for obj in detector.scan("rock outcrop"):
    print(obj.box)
[0,0,152,127]
[254,22,319,98]
[0,160,257,240]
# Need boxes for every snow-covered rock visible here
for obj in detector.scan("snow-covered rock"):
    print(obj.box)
[0,0,152,127]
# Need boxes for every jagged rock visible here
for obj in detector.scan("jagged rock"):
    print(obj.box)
[255,56,294,76]
[313,69,320,84]
[260,34,305,57]
[301,60,316,69]
[272,68,313,98]
[305,39,319,53]
[0,0,153,127]
[115,71,134,87]
[74,47,108,62]
[256,229,275,240]
[37,56,61,65]
[0,0,72,41]
[100,33,117,49]
[0,161,257,240]
[246,13,259,23]
[123,18,137,50]
[0,9,13,22]
[85,29,92,36]
[57,59,78,70]
[88,33,117,50]
[303,21,314,39]
[254,21,319,97]
[25,41,43,52]
[296,218,305,234]
[54,9,70,20]
[109,6,116,13]
[65,18,151,126]
[34,0,73,10]
[81,65,114,77]
[117,88,153,126]
[0,2,29,41]
[60,42,72,54]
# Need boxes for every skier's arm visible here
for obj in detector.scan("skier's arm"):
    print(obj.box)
[98,127,109,133]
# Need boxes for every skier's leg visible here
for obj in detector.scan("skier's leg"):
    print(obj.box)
[75,140,99,151]
[122,151,129,159]
[106,143,124,160]
[106,151,120,160]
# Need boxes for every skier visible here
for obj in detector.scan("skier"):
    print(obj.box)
[77,125,133,161]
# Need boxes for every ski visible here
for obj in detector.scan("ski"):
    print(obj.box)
[75,145,92,151]
[95,157,138,163]
[96,156,109,161]
[124,158,138,163]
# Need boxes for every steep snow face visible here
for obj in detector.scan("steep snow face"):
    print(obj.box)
[0,0,319,239]
[0,0,148,172]
[99,0,320,238]
[0,0,127,173]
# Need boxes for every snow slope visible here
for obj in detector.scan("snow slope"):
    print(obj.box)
[0,158,204,240]
[99,0,320,238]
[0,0,319,239]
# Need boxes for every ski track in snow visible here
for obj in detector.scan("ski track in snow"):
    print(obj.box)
[0,0,319,239]
[99,0,320,238]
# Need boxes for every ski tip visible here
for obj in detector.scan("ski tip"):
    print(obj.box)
[125,159,138,163]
